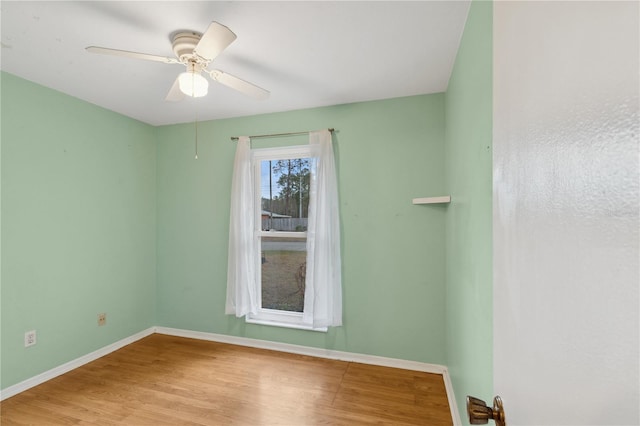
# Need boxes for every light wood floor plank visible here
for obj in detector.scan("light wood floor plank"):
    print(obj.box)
[1,334,452,425]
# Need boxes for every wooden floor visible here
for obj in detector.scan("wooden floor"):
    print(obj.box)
[1,334,452,425]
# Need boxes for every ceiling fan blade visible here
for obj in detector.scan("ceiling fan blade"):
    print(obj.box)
[165,76,185,102]
[86,46,180,64]
[209,70,270,100]
[193,22,237,61]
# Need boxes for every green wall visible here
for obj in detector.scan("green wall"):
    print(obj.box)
[444,0,493,422]
[1,72,157,388]
[0,68,3,390]
[1,74,449,391]
[156,94,448,363]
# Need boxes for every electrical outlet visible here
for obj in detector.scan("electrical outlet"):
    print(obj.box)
[97,313,107,326]
[24,330,37,347]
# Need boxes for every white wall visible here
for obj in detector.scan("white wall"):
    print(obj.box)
[493,2,639,425]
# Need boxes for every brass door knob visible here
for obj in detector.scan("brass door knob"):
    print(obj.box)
[466,395,506,426]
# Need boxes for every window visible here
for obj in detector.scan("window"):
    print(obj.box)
[226,130,341,331]
[248,146,316,329]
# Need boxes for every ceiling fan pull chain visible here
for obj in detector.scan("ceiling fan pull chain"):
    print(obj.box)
[195,114,199,160]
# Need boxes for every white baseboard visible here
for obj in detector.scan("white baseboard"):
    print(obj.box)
[156,326,447,374]
[1,325,461,425]
[442,368,462,426]
[0,327,155,401]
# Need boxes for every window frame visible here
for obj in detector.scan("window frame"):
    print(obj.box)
[246,145,327,332]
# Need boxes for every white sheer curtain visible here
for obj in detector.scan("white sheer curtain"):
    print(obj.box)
[226,130,342,328]
[303,130,342,327]
[225,136,258,317]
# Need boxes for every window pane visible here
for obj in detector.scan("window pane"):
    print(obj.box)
[261,158,311,231]
[261,236,306,312]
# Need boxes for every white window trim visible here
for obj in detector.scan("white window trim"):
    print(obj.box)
[247,145,327,332]
[246,310,327,332]
[259,231,306,239]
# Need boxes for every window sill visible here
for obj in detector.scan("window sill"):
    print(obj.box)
[245,316,327,332]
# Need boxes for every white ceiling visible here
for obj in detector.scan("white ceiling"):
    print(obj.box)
[0,1,470,126]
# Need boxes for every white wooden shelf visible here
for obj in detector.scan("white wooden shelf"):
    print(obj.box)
[412,195,451,205]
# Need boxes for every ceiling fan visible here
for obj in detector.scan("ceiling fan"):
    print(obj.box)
[86,22,269,102]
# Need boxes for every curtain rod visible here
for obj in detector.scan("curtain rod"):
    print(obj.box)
[230,128,335,141]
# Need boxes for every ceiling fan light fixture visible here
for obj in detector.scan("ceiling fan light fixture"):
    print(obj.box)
[178,71,208,97]
[87,22,269,102]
